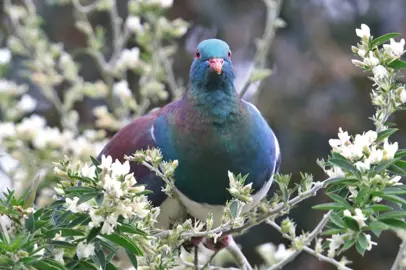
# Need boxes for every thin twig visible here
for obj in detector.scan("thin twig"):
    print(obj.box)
[391,239,406,270]
[266,212,352,270]
[239,0,284,99]
[227,236,253,270]
[194,246,199,270]
[200,250,220,270]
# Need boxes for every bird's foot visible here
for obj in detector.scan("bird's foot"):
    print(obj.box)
[203,235,230,251]
[182,236,204,253]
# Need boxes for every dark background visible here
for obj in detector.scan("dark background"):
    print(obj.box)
[2,0,406,269]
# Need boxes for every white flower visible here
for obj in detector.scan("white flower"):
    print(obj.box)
[101,214,118,235]
[54,249,64,264]
[103,174,123,198]
[65,197,80,213]
[157,0,173,8]
[358,49,366,58]
[131,199,150,218]
[126,16,142,33]
[33,244,45,257]
[354,131,377,149]
[99,155,113,171]
[344,208,367,228]
[111,159,131,177]
[327,234,345,258]
[89,210,105,228]
[0,122,16,141]
[363,52,379,67]
[33,127,63,149]
[365,234,377,251]
[400,88,406,103]
[372,65,389,81]
[0,48,11,65]
[53,231,65,241]
[388,176,402,186]
[16,115,46,138]
[17,94,37,113]
[367,146,383,164]
[113,80,132,99]
[329,127,351,148]
[383,38,405,58]
[274,243,295,261]
[81,163,96,178]
[348,186,359,200]
[76,242,95,259]
[325,166,345,178]
[383,141,398,160]
[354,159,370,172]
[356,24,371,39]
[116,48,140,71]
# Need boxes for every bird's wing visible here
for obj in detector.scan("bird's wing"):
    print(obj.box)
[242,99,281,175]
[97,109,167,206]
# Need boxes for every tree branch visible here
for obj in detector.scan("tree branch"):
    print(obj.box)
[239,0,284,99]
[391,239,406,270]
[266,211,352,270]
[227,236,253,270]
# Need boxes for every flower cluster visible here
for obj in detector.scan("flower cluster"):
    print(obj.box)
[0,0,188,203]
[54,155,157,236]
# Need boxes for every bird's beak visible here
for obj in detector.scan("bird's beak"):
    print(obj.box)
[208,58,224,74]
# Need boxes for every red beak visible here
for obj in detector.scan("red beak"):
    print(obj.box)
[208,58,224,74]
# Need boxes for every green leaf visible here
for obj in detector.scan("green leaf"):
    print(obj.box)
[102,233,143,256]
[321,228,346,235]
[50,240,76,248]
[32,259,67,270]
[77,192,101,205]
[87,226,102,243]
[126,249,138,269]
[326,178,358,186]
[342,239,356,251]
[329,212,345,228]
[355,188,370,206]
[368,221,387,237]
[395,160,406,168]
[95,247,106,270]
[64,187,98,194]
[356,237,366,256]
[343,216,360,231]
[118,224,147,236]
[69,215,91,228]
[371,32,401,48]
[376,129,398,142]
[378,211,406,220]
[329,158,359,177]
[382,187,406,195]
[90,156,101,166]
[229,200,240,219]
[77,261,98,270]
[327,193,352,209]
[358,233,368,250]
[312,203,346,211]
[388,59,406,70]
[380,194,406,205]
[374,158,400,173]
[45,228,85,238]
[395,149,406,158]
[368,204,393,212]
[106,263,119,270]
[388,165,406,176]
[380,218,406,229]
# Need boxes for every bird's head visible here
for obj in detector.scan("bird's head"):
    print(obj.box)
[189,39,235,89]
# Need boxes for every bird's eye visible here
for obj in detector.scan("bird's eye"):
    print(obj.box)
[196,50,201,59]
[228,50,232,59]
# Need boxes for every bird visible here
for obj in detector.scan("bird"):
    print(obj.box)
[98,38,281,249]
